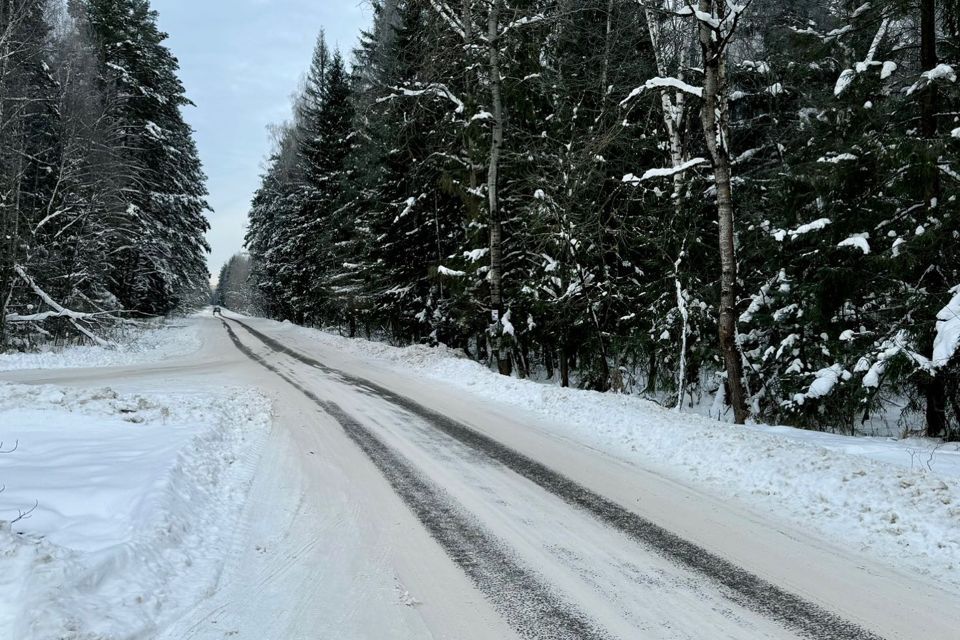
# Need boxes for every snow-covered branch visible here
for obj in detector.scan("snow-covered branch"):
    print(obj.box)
[932,286,960,369]
[621,77,704,107]
[500,13,545,38]
[675,5,720,29]
[7,265,115,348]
[427,0,466,39]
[378,84,465,114]
[620,78,703,106]
[906,64,957,96]
[438,266,466,277]
[622,158,707,184]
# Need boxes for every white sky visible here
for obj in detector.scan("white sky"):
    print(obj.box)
[151,0,371,278]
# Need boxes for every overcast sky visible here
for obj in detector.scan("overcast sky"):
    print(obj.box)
[151,0,370,278]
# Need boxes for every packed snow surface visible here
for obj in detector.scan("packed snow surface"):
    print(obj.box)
[0,319,201,371]
[0,382,270,639]
[267,319,960,589]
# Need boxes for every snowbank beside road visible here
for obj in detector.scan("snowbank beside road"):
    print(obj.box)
[260,319,960,590]
[0,319,201,371]
[0,383,270,639]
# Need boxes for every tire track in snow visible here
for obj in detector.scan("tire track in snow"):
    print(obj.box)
[220,319,612,640]
[226,317,885,640]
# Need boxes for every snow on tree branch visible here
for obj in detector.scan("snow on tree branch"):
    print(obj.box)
[621,77,703,107]
[500,13,545,38]
[7,265,115,348]
[378,84,465,114]
[906,64,957,96]
[675,5,720,29]
[837,234,871,255]
[933,286,960,369]
[622,158,707,184]
[862,331,933,388]
[394,196,418,223]
[792,364,851,405]
[438,266,466,277]
[769,218,832,242]
[427,0,466,39]
[671,0,753,46]
[834,17,890,96]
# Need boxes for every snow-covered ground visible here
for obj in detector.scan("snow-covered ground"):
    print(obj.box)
[0,319,201,371]
[2,313,957,639]
[0,382,271,639]
[263,319,960,589]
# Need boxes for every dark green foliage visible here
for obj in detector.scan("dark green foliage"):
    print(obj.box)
[243,0,959,436]
[85,0,211,313]
[1,0,210,349]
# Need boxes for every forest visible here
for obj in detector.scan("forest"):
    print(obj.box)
[4,0,958,438]
[228,0,960,437]
[0,0,211,349]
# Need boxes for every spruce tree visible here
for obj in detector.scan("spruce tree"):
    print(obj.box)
[85,0,210,314]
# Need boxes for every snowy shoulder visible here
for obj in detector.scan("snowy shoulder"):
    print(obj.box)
[0,319,202,371]
[0,383,271,639]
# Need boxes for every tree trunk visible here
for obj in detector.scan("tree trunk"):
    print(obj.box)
[600,0,614,97]
[644,4,693,405]
[646,350,658,394]
[698,0,749,424]
[0,13,9,349]
[560,345,570,388]
[674,256,690,411]
[926,377,948,438]
[920,0,938,139]
[919,0,947,437]
[486,0,511,376]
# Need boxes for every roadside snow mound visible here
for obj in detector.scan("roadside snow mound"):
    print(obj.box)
[269,321,960,589]
[0,383,270,639]
[0,320,201,371]
[319,335,468,371]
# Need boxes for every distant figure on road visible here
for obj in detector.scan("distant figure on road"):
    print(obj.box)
[213,306,222,316]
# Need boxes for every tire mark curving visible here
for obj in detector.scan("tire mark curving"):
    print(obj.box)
[226,317,884,640]
[221,319,612,640]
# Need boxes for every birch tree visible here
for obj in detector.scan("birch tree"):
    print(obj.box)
[424,0,547,375]
[694,0,751,423]
[637,1,699,407]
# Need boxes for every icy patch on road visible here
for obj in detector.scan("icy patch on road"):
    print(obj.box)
[0,383,270,639]
[267,321,960,590]
[0,320,201,371]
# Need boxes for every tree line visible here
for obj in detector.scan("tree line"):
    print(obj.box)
[0,0,210,349]
[241,0,960,437]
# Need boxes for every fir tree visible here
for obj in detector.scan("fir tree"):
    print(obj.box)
[85,0,210,314]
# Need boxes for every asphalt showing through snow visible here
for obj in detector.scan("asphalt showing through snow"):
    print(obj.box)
[223,317,885,640]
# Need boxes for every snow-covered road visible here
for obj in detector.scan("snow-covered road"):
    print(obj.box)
[3,314,958,639]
